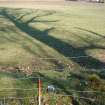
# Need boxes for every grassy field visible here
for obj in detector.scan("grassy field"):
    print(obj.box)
[0,3,105,104]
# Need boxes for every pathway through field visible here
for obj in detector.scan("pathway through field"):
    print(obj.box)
[0,0,104,10]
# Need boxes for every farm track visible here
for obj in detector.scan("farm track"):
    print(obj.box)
[0,0,104,10]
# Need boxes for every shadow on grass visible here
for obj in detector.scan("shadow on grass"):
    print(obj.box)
[75,27,105,39]
[0,71,70,94]
[0,8,105,69]
[0,71,103,105]
[31,72,71,94]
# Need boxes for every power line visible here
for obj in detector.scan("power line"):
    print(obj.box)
[0,88,104,94]
[10,76,40,80]
[0,96,36,100]
[39,56,89,60]
[0,88,37,91]
[57,88,105,94]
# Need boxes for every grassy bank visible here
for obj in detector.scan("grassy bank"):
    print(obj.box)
[0,3,105,104]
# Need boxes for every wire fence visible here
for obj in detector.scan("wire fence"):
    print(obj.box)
[0,56,105,105]
[0,90,104,104]
[0,95,96,105]
[0,93,104,105]
[0,85,105,105]
[0,88,105,94]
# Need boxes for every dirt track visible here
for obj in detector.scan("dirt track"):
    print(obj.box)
[0,0,99,10]
[0,0,104,10]
[0,0,71,9]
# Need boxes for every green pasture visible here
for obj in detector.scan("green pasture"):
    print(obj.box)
[0,3,105,104]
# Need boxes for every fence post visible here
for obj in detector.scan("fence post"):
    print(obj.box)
[38,77,42,105]
[3,97,5,105]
